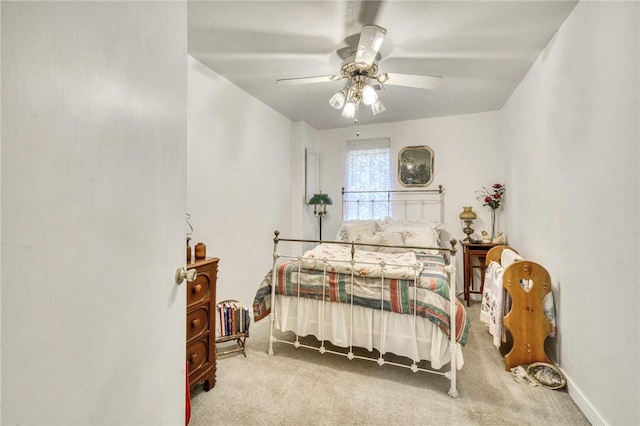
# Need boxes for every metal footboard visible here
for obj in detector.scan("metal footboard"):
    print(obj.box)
[267,231,460,397]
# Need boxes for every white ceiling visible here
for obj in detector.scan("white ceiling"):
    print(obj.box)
[188,1,577,130]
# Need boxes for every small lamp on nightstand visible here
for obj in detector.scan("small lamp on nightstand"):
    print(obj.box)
[309,191,333,240]
[459,206,477,242]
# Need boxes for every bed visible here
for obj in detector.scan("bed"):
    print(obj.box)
[252,187,470,397]
[480,245,557,370]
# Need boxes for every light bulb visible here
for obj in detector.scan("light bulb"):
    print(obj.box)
[329,89,346,109]
[342,102,357,118]
[361,84,378,106]
[371,99,386,116]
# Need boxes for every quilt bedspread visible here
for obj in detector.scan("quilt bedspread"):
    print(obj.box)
[253,252,470,346]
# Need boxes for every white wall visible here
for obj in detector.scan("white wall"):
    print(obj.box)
[501,2,639,424]
[318,112,503,288]
[187,56,294,308]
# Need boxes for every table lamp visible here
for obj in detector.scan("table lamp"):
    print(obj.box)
[459,206,477,242]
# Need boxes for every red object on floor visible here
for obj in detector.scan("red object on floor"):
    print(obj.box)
[185,362,191,425]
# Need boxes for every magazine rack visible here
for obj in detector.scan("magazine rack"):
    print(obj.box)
[215,299,249,357]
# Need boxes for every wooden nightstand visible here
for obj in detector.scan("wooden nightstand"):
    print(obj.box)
[462,242,497,306]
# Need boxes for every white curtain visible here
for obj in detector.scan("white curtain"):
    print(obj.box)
[344,138,391,220]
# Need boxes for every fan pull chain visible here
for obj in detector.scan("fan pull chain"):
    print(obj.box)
[354,105,360,137]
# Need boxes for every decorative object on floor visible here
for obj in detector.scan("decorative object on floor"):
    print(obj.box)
[502,260,553,371]
[398,145,434,187]
[476,183,505,239]
[195,242,206,259]
[526,362,567,390]
[511,365,540,387]
[492,231,505,244]
[459,206,477,241]
[308,192,333,240]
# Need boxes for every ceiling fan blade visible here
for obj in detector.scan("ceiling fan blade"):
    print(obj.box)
[355,25,387,66]
[276,75,344,86]
[379,73,443,90]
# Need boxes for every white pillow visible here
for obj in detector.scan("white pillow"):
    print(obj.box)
[337,220,381,242]
[377,232,408,254]
[403,227,439,251]
[501,249,523,268]
[383,218,443,245]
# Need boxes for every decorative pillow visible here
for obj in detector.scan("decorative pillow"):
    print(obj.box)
[384,218,442,238]
[377,232,408,254]
[337,220,381,242]
[403,227,439,251]
[379,218,444,254]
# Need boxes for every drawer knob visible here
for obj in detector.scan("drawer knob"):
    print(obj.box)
[191,319,201,328]
[193,284,202,294]
[190,354,198,363]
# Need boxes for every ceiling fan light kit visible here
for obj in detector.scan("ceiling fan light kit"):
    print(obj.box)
[276,25,443,133]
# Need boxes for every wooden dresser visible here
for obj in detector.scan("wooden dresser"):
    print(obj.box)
[186,257,218,391]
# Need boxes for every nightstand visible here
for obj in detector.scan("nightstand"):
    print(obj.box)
[462,242,497,306]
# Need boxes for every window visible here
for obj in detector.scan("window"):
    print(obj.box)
[344,138,391,220]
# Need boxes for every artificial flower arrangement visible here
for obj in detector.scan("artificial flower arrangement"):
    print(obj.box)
[477,183,505,209]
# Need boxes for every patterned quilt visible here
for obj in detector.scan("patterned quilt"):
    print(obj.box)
[253,247,470,346]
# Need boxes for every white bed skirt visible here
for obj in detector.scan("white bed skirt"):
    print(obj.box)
[273,295,464,370]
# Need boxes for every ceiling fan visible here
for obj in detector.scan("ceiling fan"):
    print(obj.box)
[276,25,443,121]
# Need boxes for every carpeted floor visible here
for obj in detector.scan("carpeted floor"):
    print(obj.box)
[189,302,589,425]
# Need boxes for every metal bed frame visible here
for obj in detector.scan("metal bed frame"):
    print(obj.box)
[341,185,444,222]
[266,186,462,397]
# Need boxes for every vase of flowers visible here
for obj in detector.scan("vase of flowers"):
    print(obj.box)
[476,183,505,240]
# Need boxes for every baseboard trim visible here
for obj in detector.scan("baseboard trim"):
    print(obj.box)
[563,370,606,425]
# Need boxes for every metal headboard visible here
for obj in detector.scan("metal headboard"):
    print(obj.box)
[341,185,444,225]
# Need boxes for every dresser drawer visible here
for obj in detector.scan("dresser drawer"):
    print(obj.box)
[187,306,209,343]
[187,272,211,309]
[187,337,210,378]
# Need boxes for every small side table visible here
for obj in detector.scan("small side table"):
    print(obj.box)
[462,242,497,306]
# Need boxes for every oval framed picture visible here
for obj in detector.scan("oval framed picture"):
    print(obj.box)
[398,145,434,187]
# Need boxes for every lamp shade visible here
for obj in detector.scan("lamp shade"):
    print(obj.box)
[329,88,346,110]
[361,84,378,105]
[371,99,385,116]
[342,101,357,119]
[309,193,333,205]
[459,206,477,220]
